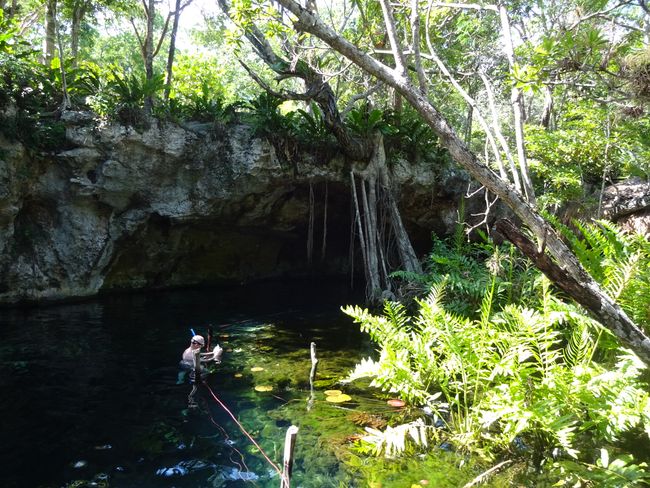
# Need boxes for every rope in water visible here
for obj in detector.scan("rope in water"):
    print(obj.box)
[202,404,256,485]
[202,381,284,478]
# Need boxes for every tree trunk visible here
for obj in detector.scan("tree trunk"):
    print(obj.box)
[164,0,183,101]
[498,5,535,204]
[496,219,650,364]
[540,84,554,129]
[143,0,155,115]
[70,1,88,69]
[464,102,473,145]
[43,0,57,65]
[275,0,650,365]
[373,133,422,276]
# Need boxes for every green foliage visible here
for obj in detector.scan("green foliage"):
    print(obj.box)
[625,46,650,102]
[552,218,650,330]
[241,91,286,137]
[395,235,535,317]
[548,449,650,487]
[285,105,332,144]
[383,108,446,164]
[169,78,241,124]
[526,102,621,210]
[0,9,30,56]
[87,68,164,125]
[343,227,650,483]
[345,104,392,137]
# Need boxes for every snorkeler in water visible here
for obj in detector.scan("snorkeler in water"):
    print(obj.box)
[179,334,223,407]
[181,335,223,368]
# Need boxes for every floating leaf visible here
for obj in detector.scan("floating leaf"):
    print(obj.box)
[254,385,273,392]
[387,399,406,407]
[324,390,342,396]
[250,367,265,372]
[326,394,352,403]
[234,373,243,378]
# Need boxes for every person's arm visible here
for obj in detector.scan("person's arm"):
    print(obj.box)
[200,344,223,363]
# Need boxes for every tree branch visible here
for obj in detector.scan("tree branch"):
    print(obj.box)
[153,11,173,58]
[273,0,650,365]
[496,218,650,364]
[379,0,409,78]
[410,0,427,94]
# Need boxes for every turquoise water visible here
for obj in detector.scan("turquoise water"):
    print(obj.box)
[0,280,503,488]
[0,281,373,487]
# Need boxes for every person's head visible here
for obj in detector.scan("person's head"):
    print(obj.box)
[190,335,205,349]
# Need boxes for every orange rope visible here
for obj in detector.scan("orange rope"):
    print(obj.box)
[203,382,283,478]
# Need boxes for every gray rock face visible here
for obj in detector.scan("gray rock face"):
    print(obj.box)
[0,113,466,304]
[601,178,650,235]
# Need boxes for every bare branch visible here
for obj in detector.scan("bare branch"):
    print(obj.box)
[465,185,499,236]
[568,1,633,30]
[342,83,383,115]
[426,2,498,12]
[410,0,427,95]
[153,12,173,58]
[130,17,145,53]
[423,4,510,183]
[239,60,312,101]
[379,0,409,78]
[498,5,536,204]
[479,72,522,192]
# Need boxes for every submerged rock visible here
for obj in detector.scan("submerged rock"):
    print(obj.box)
[155,459,216,477]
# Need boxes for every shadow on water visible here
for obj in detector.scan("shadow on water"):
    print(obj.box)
[0,279,377,488]
[1,279,501,488]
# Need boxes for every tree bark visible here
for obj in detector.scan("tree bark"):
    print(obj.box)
[143,0,155,115]
[43,0,57,65]
[164,0,188,101]
[70,1,89,68]
[495,219,650,364]
[273,0,650,364]
[498,4,535,204]
[540,84,554,129]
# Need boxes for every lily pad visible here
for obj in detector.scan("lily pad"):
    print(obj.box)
[234,373,243,378]
[387,399,406,407]
[254,385,273,392]
[325,394,352,403]
[250,367,265,372]
[324,390,342,396]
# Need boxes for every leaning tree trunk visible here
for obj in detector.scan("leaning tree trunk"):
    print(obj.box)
[275,0,650,365]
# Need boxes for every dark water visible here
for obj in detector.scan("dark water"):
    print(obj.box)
[0,280,375,488]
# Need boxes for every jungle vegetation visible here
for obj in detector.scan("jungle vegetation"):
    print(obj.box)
[1,0,650,485]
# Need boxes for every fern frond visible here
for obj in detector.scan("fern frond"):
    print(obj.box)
[603,251,641,300]
[564,321,595,368]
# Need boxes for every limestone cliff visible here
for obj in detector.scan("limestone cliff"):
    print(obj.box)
[0,112,466,304]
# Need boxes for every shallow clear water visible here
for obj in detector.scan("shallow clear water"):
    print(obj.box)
[0,280,383,488]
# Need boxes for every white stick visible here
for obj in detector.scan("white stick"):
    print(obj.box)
[280,425,299,488]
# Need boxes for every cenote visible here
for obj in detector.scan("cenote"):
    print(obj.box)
[0,279,494,488]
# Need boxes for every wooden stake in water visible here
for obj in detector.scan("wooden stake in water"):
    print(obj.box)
[280,425,299,488]
[309,342,318,390]
[308,342,318,410]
